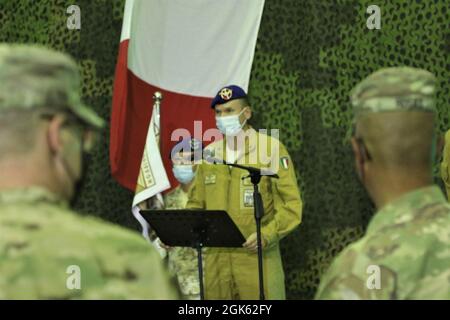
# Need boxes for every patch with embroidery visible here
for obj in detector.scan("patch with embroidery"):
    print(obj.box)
[243,189,254,207]
[204,174,216,185]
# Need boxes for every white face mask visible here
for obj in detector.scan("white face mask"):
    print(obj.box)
[172,165,195,184]
[215,108,247,136]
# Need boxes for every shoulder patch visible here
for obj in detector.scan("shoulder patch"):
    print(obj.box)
[280,156,289,170]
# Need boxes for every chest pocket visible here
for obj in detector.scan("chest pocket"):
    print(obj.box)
[202,167,230,210]
[204,174,217,185]
[204,168,229,185]
[239,173,272,211]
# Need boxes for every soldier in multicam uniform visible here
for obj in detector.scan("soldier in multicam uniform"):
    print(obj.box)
[163,139,203,300]
[315,67,450,299]
[0,44,178,299]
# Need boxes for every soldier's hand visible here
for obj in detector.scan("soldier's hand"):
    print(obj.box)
[243,233,267,253]
[153,237,172,251]
[159,241,172,250]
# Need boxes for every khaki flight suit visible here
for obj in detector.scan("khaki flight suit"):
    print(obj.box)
[186,127,302,299]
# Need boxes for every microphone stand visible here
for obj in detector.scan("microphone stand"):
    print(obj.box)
[208,157,278,300]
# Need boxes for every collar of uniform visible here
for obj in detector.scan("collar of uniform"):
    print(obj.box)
[366,185,446,235]
[0,186,68,208]
[169,184,188,196]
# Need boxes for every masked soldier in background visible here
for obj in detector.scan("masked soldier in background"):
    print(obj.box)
[0,44,178,299]
[162,138,203,300]
[316,67,450,300]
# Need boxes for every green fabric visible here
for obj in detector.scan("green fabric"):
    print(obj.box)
[350,67,436,115]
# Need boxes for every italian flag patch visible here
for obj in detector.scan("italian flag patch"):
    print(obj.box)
[280,157,289,170]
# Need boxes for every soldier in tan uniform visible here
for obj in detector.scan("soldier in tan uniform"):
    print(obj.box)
[186,85,303,299]
[316,67,450,300]
[0,44,178,299]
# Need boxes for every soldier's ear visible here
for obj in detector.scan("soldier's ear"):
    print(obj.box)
[244,105,252,120]
[351,137,362,163]
[47,115,66,155]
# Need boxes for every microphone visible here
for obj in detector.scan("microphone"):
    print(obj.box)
[203,149,222,164]
[202,149,278,178]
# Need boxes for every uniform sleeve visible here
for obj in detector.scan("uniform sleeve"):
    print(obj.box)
[186,163,206,210]
[315,249,397,300]
[261,143,302,246]
[115,244,180,299]
[87,228,181,300]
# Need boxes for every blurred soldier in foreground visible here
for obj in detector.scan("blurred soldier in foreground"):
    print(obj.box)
[0,44,178,299]
[316,67,450,299]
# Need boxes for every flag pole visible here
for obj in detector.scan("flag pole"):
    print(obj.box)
[148,91,164,210]
[153,91,162,149]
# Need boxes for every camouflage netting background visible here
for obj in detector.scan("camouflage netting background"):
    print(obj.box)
[1,0,449,299]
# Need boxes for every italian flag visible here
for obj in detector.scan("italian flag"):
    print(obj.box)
[110,0,265,237]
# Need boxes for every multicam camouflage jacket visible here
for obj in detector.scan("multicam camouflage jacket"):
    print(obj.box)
[315,186,450,300]
[0,187,178,299]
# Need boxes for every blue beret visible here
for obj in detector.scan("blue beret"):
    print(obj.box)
[210,85,248,109]
[170,138,204,161]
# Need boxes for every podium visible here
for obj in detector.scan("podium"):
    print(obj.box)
[140,209,246,300]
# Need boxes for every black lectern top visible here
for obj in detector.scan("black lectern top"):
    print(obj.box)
[140,210,245,248]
